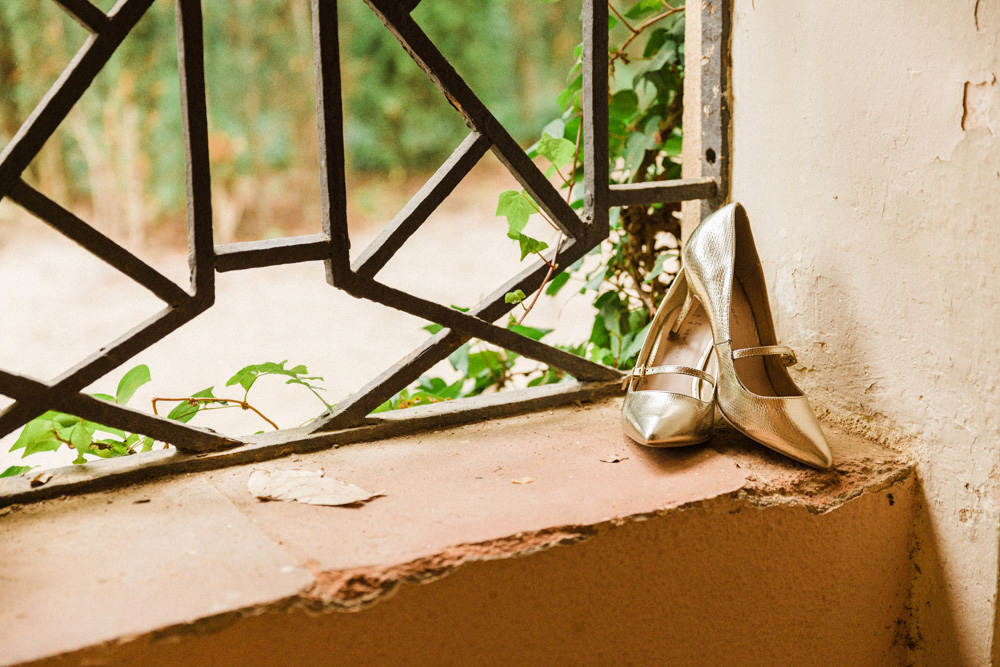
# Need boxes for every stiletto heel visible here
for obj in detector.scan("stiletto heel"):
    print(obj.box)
[621,270,717,447]
[682,203,833,469]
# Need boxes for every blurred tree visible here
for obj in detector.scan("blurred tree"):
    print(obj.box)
[0,0,579,243]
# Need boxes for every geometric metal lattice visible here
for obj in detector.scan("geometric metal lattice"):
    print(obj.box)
[0,0,729,458]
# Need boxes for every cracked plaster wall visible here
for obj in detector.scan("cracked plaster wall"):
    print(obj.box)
[727,1,1000,663]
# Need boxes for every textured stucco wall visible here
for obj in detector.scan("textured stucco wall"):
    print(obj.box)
[727,1,1000,662]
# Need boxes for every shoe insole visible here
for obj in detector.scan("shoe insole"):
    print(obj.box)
[635,301,715,400]
[730,277,801,398]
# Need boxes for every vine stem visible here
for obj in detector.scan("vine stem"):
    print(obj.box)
[152,397,280,430]
[610,3,684,67]
[519,191,560,231]
[608,2,637,33]
[518,121,583,326]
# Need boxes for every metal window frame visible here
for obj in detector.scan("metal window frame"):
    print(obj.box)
[0,0,730,506]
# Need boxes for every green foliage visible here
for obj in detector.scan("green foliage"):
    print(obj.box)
[381,0,686,411]
[4,365,156,472]
[0,1,582,235]
[227,360,333,415]
[0,2,689,461]
[505,290,527,305]
[2,361,336,476]
[0,465,35,478]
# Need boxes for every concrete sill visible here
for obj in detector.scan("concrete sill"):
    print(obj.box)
[1,397,915,666]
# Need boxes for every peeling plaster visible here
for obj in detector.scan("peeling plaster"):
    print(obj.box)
[963,75,997,134]
[730,1,1000,660]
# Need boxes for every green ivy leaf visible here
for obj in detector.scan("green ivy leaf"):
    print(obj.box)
[69,423,92,460]
[644,252,677,283]
[496,190,537,236]
[625,0,665,19]
[166,387,216,424]
[448,343,471,377]
[10,419,55,452]
[511,233,549,261]
[583,266,609,292]
[504,289,527,304]
[92,393,116,403]
[620,321,652,363]
[536,132,575,169]
[116,365,151,406]
[23,439,62,458]
[508,324,553,341]
[609,90,639,120]
[0,465,35,478]
[556,87,574,112]
[226,361,323,395]
[545,271,571,296]
[643,28,670,57]
[422,323,444,335]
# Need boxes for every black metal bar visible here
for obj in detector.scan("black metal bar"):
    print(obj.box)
[608,178,717,207]
[352,279,620,382]
[215,235,331,273]
[0,379,625,508]
[399,0,423,14]
[310,236,613,431]
[0,303,206,439]
[700,0,731,217]
[363,0,587,242]
[8,179,191,306]
[312,0,352,287]
[0,371,239,453]
[175,0,215,306]
[0,0,732,475]
[0,0,155,204]
[353,132,491,279]
[52,0,110,34]
[583,0,610,238]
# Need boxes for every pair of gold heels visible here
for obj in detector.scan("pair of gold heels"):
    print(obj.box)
[620,203,833,470]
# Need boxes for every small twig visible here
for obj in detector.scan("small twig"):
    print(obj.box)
[535,251,557,269]
[152,396,280,430]
[608,2,637,33]
[517,120,584,327]
[610,5,684,67]
[519,191,560,231]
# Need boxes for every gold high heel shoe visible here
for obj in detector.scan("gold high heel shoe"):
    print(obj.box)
[682,203,833,469]
[621,270,717,447]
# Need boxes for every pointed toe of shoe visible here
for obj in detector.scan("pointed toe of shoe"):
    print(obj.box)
[720,393,833,469]
[621,391,714,447]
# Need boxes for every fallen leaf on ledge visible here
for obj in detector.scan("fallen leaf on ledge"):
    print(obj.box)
[30,472,54,487]
[248,469,383,507]
[600,455,628,463]
[512,477,536,485]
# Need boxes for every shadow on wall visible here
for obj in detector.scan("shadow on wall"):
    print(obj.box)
[911,474,967,663]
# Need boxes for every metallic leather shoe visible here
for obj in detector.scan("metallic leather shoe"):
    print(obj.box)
[682,202,833,469]
[621,270,717,447]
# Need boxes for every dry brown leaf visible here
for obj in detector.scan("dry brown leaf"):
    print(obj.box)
[248,469,383,506]
[512,477,536,484]
[30,471,54,487]
[600,455,628,463]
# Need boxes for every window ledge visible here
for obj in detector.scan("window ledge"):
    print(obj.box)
[0,397,913,666]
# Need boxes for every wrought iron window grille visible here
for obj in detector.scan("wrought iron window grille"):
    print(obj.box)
[0,0,730,504]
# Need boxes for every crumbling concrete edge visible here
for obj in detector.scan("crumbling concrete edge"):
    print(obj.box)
[14,451,916,667]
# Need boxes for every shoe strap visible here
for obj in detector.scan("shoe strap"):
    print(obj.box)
[623,364,716,390]
[732,345,797,366]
